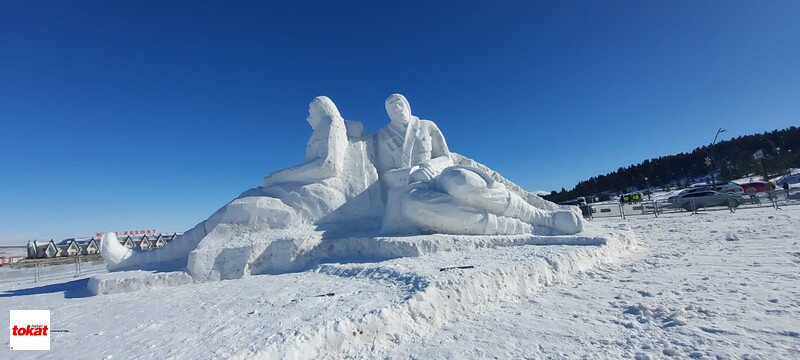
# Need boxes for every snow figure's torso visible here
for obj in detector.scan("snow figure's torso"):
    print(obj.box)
[377,117,445,173]
[264,119,382,228]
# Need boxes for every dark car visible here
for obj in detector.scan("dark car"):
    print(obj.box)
[559,197,591,218]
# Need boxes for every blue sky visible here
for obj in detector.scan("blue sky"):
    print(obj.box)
[1,1,798,243]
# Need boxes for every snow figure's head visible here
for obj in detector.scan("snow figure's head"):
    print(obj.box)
[307,96,341,130]
[385,93,411,125]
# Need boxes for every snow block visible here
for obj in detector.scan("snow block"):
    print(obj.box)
[88,270,194,296]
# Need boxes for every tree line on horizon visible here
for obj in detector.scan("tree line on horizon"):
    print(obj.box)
[544,126,800,203]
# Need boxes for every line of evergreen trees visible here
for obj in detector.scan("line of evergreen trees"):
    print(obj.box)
[544,126,800,203]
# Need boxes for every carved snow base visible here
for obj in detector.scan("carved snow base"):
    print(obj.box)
[89,222,633,296]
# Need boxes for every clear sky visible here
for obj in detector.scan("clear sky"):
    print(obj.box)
[1,1,798,244]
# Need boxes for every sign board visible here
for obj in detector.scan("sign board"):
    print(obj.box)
[95,229,158,238]
[753,149,764,160]
[10,310,50,351]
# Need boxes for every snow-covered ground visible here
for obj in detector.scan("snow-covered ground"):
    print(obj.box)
[2,205,798,359]
[387,205,800,359]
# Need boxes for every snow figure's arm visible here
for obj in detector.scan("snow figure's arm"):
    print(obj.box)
[429,124,451,157]
[410,124,453,182]
[376,129,414,188]
[383,167,412,188]
[263,118,346,187]
[375,130,394,175]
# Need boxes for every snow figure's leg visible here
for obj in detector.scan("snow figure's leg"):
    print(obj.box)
[100,232,132,269]
[435,167,584,235]
[502,191,584,235]
[102,196,304,272]
[401,187,532,235]
[101,221,208,271]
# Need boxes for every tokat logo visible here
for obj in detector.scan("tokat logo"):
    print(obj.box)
[9,310,50,350]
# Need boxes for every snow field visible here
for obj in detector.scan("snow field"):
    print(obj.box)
[387,205,800,359]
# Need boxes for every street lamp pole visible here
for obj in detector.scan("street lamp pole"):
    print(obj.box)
[639,173,651,200]
[709,128,727,185]
[763,136,788,178]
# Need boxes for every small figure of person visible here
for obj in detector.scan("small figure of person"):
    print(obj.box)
[727,195,736,213]
[746,186,760,206]
[783,181,790,201]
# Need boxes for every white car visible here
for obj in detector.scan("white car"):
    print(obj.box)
[673,190,745,211]
[710,181,745,194]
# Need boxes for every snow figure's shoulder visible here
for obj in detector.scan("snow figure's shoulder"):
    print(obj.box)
[418,119,446,138]
[418,118,440,129]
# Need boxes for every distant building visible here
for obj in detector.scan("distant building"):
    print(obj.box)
[0,256,23,266]
[26,233,181,259]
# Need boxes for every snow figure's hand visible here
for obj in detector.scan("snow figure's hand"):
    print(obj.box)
[550,210,584,235]
[384,167,411,188]
[410,163,436,183]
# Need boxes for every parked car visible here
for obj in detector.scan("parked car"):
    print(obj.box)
[737,180,772,194]
[673,190,744,211]
[667,187,708,203]
[704,181,744,194]
[776,173,800,186]
[558,197,590,218]
[668,182,743,204]
[559,197,586,206]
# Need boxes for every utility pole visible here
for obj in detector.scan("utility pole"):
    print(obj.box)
[764,137,788,178]
[639,174,651,200]
[709,128,727,185]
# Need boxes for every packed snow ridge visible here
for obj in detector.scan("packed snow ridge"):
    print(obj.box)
[244,226,635,359]
[98,94,597,287]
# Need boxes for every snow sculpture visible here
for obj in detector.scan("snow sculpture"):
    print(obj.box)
[376,94,584,236]
[99,93,583,283]
[101,96,383,276]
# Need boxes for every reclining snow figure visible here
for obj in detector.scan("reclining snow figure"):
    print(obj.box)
[100,93,582,282]
[376,94,583,236]
[102,96,383,279]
